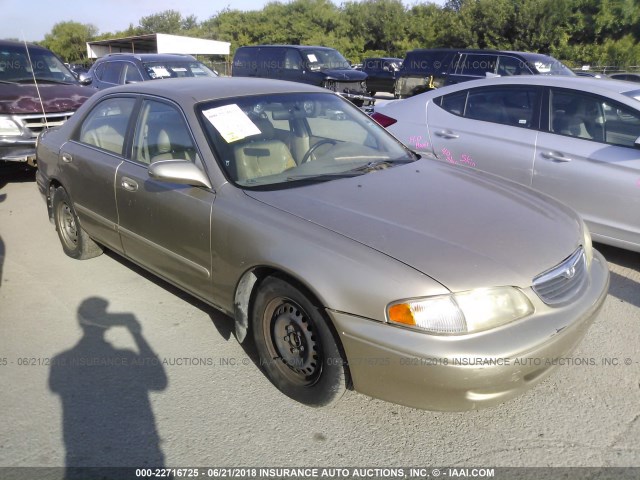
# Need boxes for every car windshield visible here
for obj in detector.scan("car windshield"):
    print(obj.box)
[301,49,351,71]
[524,54,574,76]
[199,92,417,189]
[0,44,78,84]
[143,61,217,79]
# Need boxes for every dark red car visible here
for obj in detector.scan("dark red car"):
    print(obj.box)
[0,40,94,167]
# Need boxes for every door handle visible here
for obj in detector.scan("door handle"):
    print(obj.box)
[61,153,73,163]
[121,177,138,192]
[542,151,572,162]
[435,130,459,139]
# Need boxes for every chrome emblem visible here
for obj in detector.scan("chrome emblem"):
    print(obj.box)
[562,266,576,279]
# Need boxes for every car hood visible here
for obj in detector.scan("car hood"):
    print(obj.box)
[244,160,583,292]
[321,69,367,81]
[0,83,94,114]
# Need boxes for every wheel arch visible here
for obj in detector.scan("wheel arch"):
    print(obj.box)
[46,178,65,221]
[233,265,352,388]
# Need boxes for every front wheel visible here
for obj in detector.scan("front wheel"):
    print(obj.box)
[52,187,103,260]
[251,276,348,407]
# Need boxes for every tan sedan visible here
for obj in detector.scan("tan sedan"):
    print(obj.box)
[36,78,609,410]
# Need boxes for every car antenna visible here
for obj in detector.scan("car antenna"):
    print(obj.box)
[22,32,49,130]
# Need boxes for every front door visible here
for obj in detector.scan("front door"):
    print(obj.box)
[115,98,215,301]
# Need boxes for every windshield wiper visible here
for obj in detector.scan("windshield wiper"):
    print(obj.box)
[286,171,365,182]
[349,158,415,173]
[286,159,415,183]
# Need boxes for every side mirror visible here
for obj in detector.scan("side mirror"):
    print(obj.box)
[78,73,92,85]
[148,160,212,189]
[635,136,640,149]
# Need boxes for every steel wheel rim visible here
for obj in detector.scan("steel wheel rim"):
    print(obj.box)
[58,202,78,249]
[262,296,322,386]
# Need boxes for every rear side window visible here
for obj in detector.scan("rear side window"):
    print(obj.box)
[232,48,256,74]
[77,97,136,155]
[258,48,284,72]
[438,86,540,128]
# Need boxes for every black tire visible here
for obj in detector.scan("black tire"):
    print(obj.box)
[251,276,348,407]
[52,187,103,260]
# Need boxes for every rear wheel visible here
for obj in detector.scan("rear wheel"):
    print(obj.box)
[251,276,348,407]
[52,187,103,260]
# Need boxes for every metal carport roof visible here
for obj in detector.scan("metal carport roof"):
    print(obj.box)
[87,33,230,58]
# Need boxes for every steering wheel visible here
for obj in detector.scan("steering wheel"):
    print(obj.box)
[300,139,338,164]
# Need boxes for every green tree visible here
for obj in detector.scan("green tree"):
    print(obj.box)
[41,21,97,63]
[138,10,188,34]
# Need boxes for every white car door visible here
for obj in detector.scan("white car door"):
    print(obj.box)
[533,87,640,249]
[426,85,541,186]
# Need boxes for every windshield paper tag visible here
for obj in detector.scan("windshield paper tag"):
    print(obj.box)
[202,104,261,143]
[306,54,318,63]
[150,66,172,78]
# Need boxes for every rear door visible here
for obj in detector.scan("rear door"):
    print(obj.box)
[59,96,137,251]
[533,87,640,248]
[115,97,215,300]
[427,84,541,186]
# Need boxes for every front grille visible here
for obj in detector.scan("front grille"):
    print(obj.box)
[18,111,75,136]
[533,247,587,306]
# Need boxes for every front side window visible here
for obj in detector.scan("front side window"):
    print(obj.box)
[497,56,532,76]
[123,63,143,83]
[284,50,301,70]
[102,62,123,84]
[198,92,416,188]
[550,88,640,147]
[456,54,497,76]
[132,100,198,165]
[77,97,136,155]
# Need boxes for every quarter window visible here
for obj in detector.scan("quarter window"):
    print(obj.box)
[77,97,136,155]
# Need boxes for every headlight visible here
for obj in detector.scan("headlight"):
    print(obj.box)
[582,222,593,268]
[387,287,534,335]
[0,117,22,136]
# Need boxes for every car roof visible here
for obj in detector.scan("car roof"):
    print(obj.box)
[364,57,403,62]
[436,75,640,96]
[238,45,336,50]
[99,77,328,103]
[0,39,49,51]
[97,53,196,62]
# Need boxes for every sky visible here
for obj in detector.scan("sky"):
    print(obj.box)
[2,0,446,42]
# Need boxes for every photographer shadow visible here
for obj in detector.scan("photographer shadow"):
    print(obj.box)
[49,297,168,478]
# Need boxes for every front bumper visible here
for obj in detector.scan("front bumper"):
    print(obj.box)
[328,250,610,411]
[0,141,37,166]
